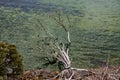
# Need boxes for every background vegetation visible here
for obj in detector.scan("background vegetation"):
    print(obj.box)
[0,0,120,70]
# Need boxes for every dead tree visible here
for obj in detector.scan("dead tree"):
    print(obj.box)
[50,12,92,80]
[38,11,92,80]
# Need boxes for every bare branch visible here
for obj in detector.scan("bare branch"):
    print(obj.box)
[36,11,90,80]
[53,16,68,32]
[67,31,71,43]
[39,21,54,37]
[66,15,72,29]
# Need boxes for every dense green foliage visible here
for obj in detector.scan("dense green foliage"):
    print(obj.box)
[0,41,23,76]
[0,0,120,70]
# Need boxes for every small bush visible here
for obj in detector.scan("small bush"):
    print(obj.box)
[0,41,23,77]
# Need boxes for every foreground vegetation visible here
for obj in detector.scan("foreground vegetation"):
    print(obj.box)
[0,42,23,79]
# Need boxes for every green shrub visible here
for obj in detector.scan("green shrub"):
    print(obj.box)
[0,41,23,77]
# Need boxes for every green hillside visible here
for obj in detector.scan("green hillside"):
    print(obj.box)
[0,0,120,70]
